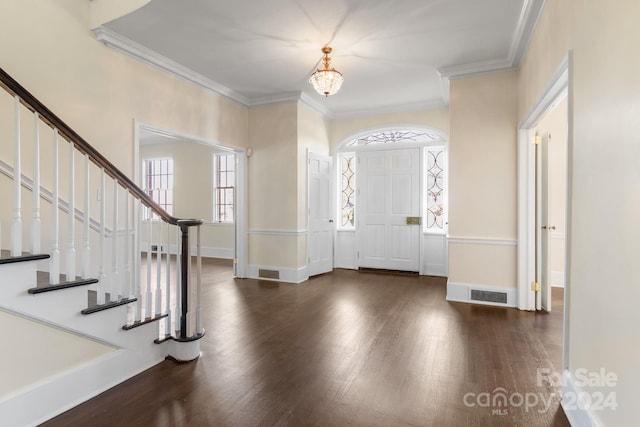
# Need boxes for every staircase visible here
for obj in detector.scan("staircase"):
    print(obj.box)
[0,69,205,426]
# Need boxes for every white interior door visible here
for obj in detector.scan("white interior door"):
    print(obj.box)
[308,153,333,276]
[357,148,420,271]
[536,133,552,311]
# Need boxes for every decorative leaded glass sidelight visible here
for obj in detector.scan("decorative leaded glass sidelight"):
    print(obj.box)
[340,153,356,228]
[425,148,446,230]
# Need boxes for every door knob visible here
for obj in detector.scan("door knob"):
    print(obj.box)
[541,225,547,230]
[329,219,334,223]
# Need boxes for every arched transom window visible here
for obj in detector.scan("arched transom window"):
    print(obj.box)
[344,130,441,147]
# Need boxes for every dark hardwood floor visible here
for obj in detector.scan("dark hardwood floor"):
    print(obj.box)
[42,261,570,426]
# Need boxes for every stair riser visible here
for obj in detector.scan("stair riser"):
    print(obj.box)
[0,262,36,292]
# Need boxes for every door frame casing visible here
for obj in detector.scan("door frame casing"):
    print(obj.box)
[133,119,248,278]
[334,125,449,275]
[517,52,572,370]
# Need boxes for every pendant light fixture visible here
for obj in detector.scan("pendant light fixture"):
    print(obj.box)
[309,46,343,97]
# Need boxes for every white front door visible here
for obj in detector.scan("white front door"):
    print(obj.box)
[308,153,333,276]
[357,148,421,271]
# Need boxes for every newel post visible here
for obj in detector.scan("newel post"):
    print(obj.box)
[171,218,204,362]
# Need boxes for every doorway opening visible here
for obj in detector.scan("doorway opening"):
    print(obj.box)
[333,126,449,276]
[134,121,247,278]
[517,54,572,370]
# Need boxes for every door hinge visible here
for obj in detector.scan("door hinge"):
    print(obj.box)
[357,251,360,259]
[531,281,541,292]
[233,258,239,265]
[533,135,541,145]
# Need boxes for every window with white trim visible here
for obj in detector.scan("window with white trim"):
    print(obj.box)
[143,158,173,218]
[214,153,235,223]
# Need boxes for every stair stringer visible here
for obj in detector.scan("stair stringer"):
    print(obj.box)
[0,259,171,427]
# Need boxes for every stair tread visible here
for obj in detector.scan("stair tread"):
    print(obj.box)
[122,313,168,331]
[82,293,137,315]
[0,249,50,265]
[28,271,98,294]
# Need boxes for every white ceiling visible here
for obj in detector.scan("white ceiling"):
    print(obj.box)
[101,0,543,118]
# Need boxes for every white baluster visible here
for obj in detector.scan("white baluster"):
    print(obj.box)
[164,222,172,337]
[12,96,22,256]
[124,190,131,299]
[97,168,106,305]
[196,225,203,334]
[49,130,60,285]
[174,225,181,337]
[155,222,162,316]
[145,214,153,319]
[66,143,76,280]
[31,112,40,254]
[134,198,143,322]
[82,154,91,279]
[112,179,119,300]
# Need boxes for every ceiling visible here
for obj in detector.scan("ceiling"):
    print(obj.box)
[100,0,543,118]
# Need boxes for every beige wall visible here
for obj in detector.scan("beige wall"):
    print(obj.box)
[0,0,249,180]
[248,102,299,268]
[139,141,234,251]
[519,0,640,424]
[517,1,574,123]
[0,309,116,398]
[448,71,518,288]
[570,2,640,425]
[246,101,330,269]
[298,103,330,228]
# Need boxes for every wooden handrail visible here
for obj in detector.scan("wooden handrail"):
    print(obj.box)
[0,67,193,226]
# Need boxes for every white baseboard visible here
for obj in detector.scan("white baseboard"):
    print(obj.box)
[247,264,309,284]
[198,246,234,259]
[551,270,565,288]
[446,281,517,308]
[562,370,604,427]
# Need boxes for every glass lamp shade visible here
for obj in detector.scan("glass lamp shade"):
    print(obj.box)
[309,69,344,97]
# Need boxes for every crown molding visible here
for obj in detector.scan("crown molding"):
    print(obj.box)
[507,0,547,67]
[299,92,332,117]
[248,91,302,107]
[96,0,546,120]
[245,91,331,118]
[94,27,334,117]
[438,57,516,81]
[438,0,545,80]
[93,26,250,106]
